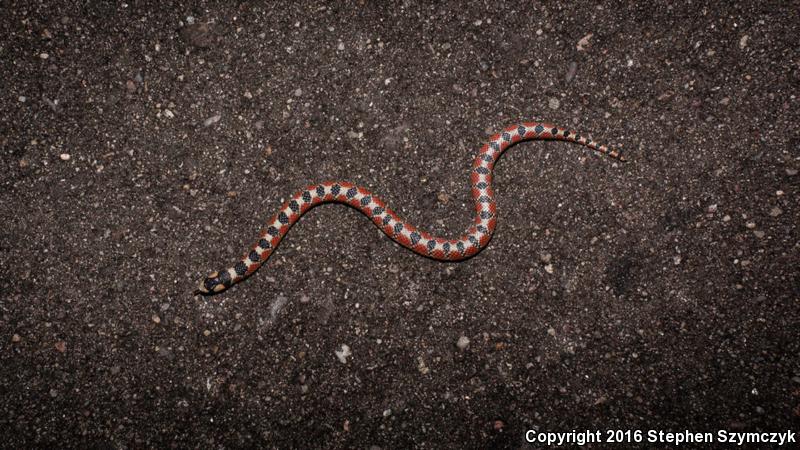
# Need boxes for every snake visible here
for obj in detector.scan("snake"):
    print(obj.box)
[196,122,625,295]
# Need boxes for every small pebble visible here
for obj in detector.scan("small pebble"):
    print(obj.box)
[437,192,450,204]
[337,42,345,51]
[547,327,557,337]
[60,153,71,161]
[11,334,21,343]
[544,264,554,274]
[294,88,302,97]
[417,356,430,374]
[55,341,67,352]
[753,230,765,239]
[203,329,211,336]
[335,344,351,363]
[204,114,221,127]
[39,52,49,59]
[786,168,798,176]
[739,35,749,49]
[152,314,161,324]
[18,96,26,102]
[456,335,470,350]
[565,61,577,82]
[539,253,552,263]
[270,295,288,320]
[769,207,782,217]
[745,222,756,229]
[548,98,560,110]
[576,33,593,51]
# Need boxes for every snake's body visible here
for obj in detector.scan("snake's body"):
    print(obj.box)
[197,122,624,295]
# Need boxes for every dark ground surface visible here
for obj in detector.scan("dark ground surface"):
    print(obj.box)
[1,1,799,448]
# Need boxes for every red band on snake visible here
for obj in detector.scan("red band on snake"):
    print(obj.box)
[196,122,625,295]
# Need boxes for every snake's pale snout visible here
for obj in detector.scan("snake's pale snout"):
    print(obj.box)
[195,271,227,295]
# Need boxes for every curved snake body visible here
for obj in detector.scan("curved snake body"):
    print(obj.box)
[197,122,624,295]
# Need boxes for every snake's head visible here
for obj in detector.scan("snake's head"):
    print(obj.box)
[194,271,227,296]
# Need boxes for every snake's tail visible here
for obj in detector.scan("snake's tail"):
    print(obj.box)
[582,138,627,161]
[535,124,626,161]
